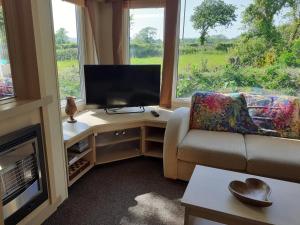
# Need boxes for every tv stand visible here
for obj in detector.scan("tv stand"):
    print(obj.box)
[104,106,145,115]
[62,106,173,187]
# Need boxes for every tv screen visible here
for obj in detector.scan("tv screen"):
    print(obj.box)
[84,65,161,108]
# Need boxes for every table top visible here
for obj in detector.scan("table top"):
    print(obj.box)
[63,106,173,143]
[181,166,300,225]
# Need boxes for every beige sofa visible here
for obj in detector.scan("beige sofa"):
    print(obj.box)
[163,107,300,182]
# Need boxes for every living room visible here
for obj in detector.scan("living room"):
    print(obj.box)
[0,0,300,225]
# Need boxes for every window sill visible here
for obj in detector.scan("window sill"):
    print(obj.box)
[60,99,86,118]
[172,97,191,109]
[0,96,53,121]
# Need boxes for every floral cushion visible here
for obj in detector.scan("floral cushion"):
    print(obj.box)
[190,92,259,134]
[244,94,300,139]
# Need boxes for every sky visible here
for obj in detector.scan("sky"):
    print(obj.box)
[52,0,78,39]
[51,0,290,40]
[130,0,290,40]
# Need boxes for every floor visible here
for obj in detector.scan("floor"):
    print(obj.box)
[43,157,187,225]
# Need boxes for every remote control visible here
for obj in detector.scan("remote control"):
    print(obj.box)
[151,110,160,117]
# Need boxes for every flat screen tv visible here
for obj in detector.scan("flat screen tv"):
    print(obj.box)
[84,65,161,109]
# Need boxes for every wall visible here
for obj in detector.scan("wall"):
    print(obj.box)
[31,0,68,203]
[0,0,68,224]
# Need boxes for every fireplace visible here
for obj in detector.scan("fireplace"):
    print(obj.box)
[0,124,48,225]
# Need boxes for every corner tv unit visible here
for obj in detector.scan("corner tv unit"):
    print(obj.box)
[84,65,161,114]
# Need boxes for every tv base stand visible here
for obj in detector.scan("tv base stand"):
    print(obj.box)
[62,106,173,187]
[104,106,145,115]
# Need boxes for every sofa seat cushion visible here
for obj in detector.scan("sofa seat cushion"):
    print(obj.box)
[245,134,300,182]
[178,130,247,171]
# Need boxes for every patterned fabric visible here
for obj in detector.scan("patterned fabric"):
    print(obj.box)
[244,94,300,139]
[190,92,259,134]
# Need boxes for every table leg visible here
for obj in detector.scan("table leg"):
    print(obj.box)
[184,207,190,225]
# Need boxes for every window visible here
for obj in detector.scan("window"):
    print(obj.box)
[52,0,81,101]
[176,0,300,98]
[0,6,13,100]
[129,8,165,67]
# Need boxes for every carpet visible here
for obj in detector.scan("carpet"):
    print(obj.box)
[43,157,187,225]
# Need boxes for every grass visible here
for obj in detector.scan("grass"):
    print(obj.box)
[56,51,229,73]
[57,60,79,70]
[131,51,229,72]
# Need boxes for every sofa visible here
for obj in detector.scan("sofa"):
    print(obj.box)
[163,107,300,182]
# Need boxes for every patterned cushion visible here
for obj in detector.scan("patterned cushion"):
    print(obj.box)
[244,94,300,139]
[190,92,259,134]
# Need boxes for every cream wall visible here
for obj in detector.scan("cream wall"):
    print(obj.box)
[0,1,68,224]
[31,0,68,202]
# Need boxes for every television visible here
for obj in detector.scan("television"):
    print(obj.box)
[84,65,161,109]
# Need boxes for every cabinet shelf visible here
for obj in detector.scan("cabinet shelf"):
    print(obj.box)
[68,164,93,187]
[96,140,141,164]
[96,147,141,164]
[144,141,163,159]
[145,135,164,143]
[68,148,93,166]
[144,149,163,158]
[96,137,140,147]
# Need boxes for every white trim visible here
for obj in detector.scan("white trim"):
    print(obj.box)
[76,5,86,103]
[171,0,182,103]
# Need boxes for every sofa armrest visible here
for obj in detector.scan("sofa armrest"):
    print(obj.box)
[163,107,190,179]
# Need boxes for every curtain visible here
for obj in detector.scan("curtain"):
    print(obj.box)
[160,0,180,108]
[86,0,114,64]
[111,0,125,64]
[62,0,85,6]
[85,0,125,64]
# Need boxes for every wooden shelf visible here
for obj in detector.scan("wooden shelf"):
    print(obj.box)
[68,164,93,187]
[0,96,53,121]
[68,148,93,166]
[145,135,164,143]
[96,137,140,147]
[96,144,141,165]
[144,148,163,158]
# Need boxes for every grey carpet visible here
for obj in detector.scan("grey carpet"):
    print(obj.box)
[43,157,187,225]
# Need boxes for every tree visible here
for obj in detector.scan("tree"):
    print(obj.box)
[133,27,158,44]
[243,0,290,45]
[55,28,69,45]
[191,0,236,45]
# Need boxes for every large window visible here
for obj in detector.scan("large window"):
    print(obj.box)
[52,0,81,101]
[0,6,13,100]
[129,8,165,66]
[176,0,300,98]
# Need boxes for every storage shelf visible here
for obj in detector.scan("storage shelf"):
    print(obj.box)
[96,137,140,147]
[68,148,93,166]
[96,147,141,165]
[68,164,93,187]
[144,148,163,158]
[145,135,164,143]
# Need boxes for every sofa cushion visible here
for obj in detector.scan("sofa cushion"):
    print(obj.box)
[245,134,300,182]
[178,130,247,171]
[190,92,259,134]
[245,94,300,139]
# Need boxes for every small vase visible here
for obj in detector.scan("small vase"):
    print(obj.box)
[65,97,77,123]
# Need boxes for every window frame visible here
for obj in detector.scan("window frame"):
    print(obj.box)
[0,5,15,102]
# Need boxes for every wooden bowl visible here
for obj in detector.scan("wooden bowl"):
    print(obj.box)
[228,178,272,207]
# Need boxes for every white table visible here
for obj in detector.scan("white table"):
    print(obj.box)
[181,166,300,225]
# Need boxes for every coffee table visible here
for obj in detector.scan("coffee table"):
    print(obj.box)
[181,165,300,225]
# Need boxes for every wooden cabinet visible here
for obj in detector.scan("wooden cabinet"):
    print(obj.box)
[95,128,142,164]
[65,135,95,187]
[63,107,173,187]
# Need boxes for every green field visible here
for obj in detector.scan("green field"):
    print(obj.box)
[57,52,228,72]
[57,60,79,70]
[131,51,229,72]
